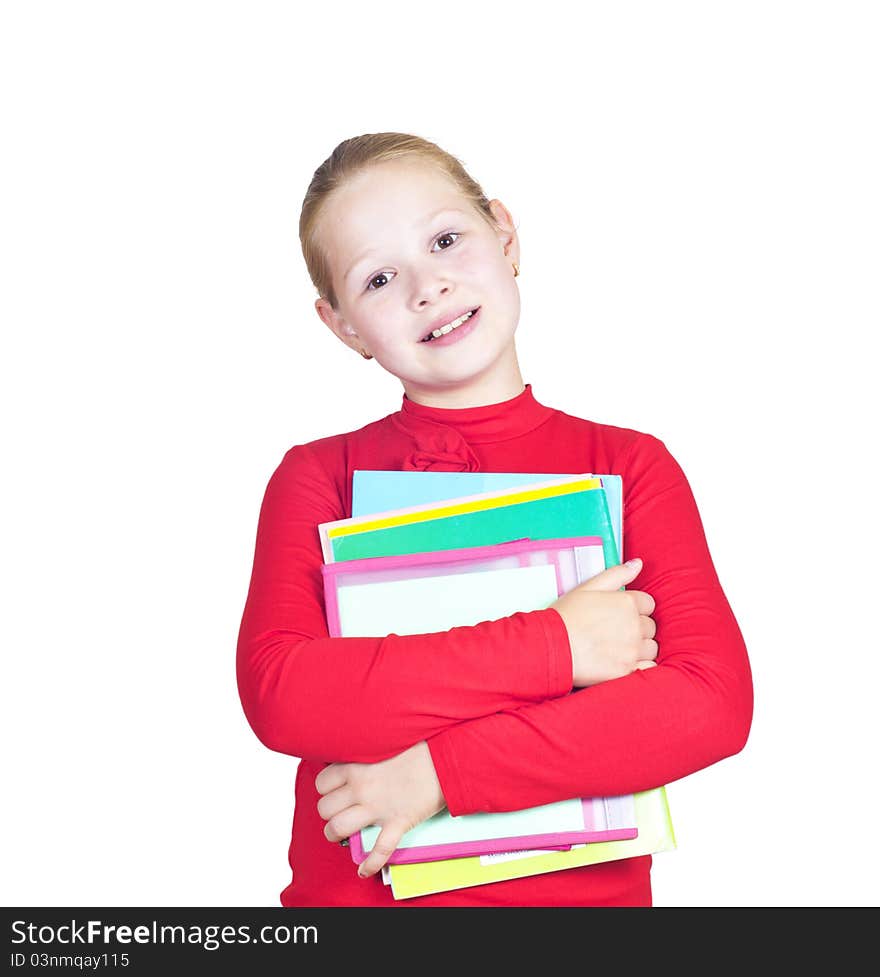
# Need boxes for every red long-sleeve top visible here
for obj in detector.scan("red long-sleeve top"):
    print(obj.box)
[236,384,753,906]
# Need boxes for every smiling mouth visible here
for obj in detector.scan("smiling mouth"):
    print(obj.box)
[420,308,480,342]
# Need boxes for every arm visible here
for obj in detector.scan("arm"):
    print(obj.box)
[424,433,754,815]
[236,443,573,763]
[313,558,659,877]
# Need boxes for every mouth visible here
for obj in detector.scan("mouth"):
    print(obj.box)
[420,307,480,343]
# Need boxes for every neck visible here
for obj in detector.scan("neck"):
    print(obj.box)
[401,348,525,410]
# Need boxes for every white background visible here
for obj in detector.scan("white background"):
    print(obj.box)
[2,1,877,908]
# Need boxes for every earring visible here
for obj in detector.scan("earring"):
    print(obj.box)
[348,330,373,360]
[512,262,520,278]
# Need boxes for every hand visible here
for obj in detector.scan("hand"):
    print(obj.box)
[315,741,447,879]
[550,557,658,687]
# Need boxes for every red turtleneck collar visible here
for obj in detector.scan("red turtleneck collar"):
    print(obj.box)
[399,384,553,444]
[390,384,555,471]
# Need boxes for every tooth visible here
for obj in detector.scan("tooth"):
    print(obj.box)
[426,311,473,341]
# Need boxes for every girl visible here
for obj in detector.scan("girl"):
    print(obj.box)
[236,132,753,907]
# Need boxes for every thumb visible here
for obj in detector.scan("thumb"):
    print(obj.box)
[580,557,642,591]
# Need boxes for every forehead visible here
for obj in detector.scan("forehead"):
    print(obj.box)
[322,161,471,252]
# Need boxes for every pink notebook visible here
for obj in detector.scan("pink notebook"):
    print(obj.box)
[321,536,639,865]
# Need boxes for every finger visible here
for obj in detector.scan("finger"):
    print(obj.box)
[323,803,373,844]
[632,590,656,616]
[640,615,657,640]
[316,785,356,822]
[638,638,659,662]
[358,823,404,878]
[315,763,348,796]
[635,660,657,671]
[580,558,643,592]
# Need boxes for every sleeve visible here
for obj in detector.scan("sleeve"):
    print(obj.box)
[235,443,573,765]
[425,433,754,816]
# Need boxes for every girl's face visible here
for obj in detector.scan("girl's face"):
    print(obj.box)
[315,160,523,407]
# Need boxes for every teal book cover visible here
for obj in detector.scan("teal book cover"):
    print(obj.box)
[352,470,622,557]
[328,476,619,569]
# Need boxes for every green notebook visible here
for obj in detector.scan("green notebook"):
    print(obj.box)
[324,481,620,569]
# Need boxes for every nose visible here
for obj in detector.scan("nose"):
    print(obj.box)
[409,264,453,309]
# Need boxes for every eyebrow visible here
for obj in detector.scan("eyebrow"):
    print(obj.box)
[343,208,469,284]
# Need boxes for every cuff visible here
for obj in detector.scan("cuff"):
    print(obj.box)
[535,607,574,697]
[427,731,472,817]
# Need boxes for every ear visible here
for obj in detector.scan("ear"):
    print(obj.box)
[315,298,370,356]
[488,198,521,267]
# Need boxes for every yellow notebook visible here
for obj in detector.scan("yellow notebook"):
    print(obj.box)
[386,786,676,900]
[320,475,605,562]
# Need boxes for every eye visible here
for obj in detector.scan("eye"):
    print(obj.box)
[365,232,460,293]
[433,231,460,251]
[366,271,394,292]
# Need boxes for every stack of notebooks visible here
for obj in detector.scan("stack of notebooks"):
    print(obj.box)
[317,470,676,900]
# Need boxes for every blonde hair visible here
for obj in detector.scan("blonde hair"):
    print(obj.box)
[299,132,499,310]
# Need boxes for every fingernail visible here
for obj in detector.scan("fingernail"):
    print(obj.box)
[626,558,642,568]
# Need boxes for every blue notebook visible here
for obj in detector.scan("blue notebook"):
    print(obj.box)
[352,470,623,556]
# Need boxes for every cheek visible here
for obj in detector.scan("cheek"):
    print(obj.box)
[365,321,410,361]
[454,242,497,274]
[450,252,519,326]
